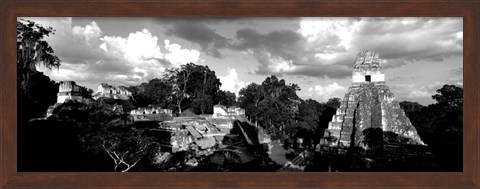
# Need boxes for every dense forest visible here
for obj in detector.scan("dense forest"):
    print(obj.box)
[17,19,463,172]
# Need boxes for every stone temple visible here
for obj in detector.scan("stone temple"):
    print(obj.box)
[322,50,425,150]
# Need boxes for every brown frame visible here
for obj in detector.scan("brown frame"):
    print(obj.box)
[1,0,478,188]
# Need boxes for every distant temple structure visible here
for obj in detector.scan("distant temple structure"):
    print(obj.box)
[93,83,132,100]
[321,50,425,151]
[56,81,92,104]
[46,81,92,117]
[213,105,246,118]
[130,106,173,121]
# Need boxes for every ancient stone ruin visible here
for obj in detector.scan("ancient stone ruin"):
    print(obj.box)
[93,83,132,100]
[322,50,425,152]
[46,81,92,117]
[56,81,92,104]
[213,105,246,118]
[130,106,173,121]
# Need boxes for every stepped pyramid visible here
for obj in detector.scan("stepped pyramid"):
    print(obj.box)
[323,50,424,149]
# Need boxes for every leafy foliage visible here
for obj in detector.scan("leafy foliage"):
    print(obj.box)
[326,98,341,110]
[129,78,173,108]
[17,19,61,94]
[128,63,234,115]
[56,101,159,172]
[432,84,463,107]
[239,76,301,139]
[399,101,425,116]
[401,84,463,171]
[216,90,237,107]
[236,75,345,145]
[162,63,222,114]
[17,19,61,120]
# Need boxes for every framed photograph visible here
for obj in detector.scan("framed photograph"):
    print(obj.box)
[1,1,479,188]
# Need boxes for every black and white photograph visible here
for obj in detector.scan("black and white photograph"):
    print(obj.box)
[17,17,463,172]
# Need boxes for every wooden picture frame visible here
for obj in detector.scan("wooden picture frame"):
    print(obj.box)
[1,0,478,188]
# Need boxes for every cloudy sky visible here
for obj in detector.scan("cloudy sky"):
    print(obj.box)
[22,17,463,105]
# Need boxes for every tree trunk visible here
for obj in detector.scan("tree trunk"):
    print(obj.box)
[177,101,182,114]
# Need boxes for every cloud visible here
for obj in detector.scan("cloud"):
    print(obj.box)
[288,65,352,79]
[72,21,102,43]
[164,40,201,66]
[233,28,354,78]
[407,85,431,98]
[351,17,463,68]
[298,17,359,50]
[25,18,133,87]
[153,19,355,79]
[235,28,306,60]
[100,28,163,63]
[37,63,91,82]
[98,28,166,80]
[25,17,202,89]
[219,68,249,96]
[99,28,202,82]
[24,17,108,64]
[26,16,463,96]
[448,67,463,79]
[163,20,230,58]
[239,17,462,78]
[248,51,296,74]
[307,82,347,102]
[150,17,461,81]
[390,80,463,105]
[298,17,463,69]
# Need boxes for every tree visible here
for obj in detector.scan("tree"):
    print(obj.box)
[190,65,221,114]
[399,101,425,115]
[17,19,61,95]
[216,90,237,107]
[164,63,221,114]
[75,102,159,172]
[96,126,157,172]
[421,85,463,171]
[238,83,265,129]
[239,83,264,113]
[144,78,172,107]
[192,93,213,114]
[326,97,341,110]
[294,99,326,147]
[128,84,149,107]
[432,84,463,107]
[129,78,173,108]
[17,19,61,120]
[401,84,463,171]
[428,85,463,139]
[164,64,193,114]
[238,75,301,140]
[261,75,300,101]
